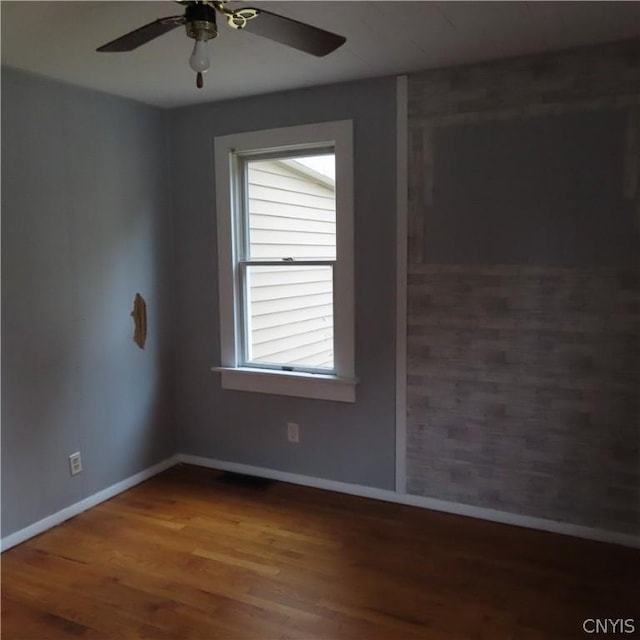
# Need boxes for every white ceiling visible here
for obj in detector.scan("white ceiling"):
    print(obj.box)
[2,1,640,108]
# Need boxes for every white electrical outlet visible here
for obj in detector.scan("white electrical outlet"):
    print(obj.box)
[287,422,300,443]
[69,451,82,476]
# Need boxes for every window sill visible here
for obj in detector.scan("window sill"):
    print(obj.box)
[212,367,357,403]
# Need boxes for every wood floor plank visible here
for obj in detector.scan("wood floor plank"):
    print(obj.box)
[2,464,638,639]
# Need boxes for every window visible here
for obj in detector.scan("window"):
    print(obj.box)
[214,121,356,402]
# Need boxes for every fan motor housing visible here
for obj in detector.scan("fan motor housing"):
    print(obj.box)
[185,3,218,40]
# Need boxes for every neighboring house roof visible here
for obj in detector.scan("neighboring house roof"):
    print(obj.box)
[278,159,335,191]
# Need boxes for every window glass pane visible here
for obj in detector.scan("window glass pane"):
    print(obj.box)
[245,265,334,370]
[246,154,336,260]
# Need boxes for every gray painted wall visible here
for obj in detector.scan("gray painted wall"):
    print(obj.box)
[1,68,176,537]
[169,78,398,489]
[427,110,637,267]
[406,40,640,535]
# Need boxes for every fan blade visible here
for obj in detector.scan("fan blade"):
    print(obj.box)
[97,16,184,52]
[239,9,345,57]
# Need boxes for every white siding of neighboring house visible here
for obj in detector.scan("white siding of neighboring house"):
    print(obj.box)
[246,159,335,369]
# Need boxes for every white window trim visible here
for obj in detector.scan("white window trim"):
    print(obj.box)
[213,120,356,403]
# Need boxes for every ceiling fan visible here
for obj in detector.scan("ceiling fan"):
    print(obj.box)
[97,1,346,88]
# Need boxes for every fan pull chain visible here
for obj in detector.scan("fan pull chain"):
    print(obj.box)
[196,72,204,89]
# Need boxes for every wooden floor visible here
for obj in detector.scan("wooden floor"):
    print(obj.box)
[2,465,638,640]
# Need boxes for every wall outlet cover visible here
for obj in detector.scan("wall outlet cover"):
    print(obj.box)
[69,452,83,476]
[287,423,300,443]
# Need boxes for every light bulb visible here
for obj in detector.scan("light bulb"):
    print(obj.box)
[189,38,210,73]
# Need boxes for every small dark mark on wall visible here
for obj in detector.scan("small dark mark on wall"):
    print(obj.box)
[131,293,147,349]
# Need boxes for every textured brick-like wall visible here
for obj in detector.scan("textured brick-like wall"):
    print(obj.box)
[406,40,640,535]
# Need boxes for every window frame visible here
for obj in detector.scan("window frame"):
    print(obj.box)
[213,120,356,402]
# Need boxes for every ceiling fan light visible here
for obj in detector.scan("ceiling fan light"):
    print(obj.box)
[189,38,210,73]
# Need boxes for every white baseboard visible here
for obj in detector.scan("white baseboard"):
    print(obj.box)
[4,453,637,552]
[177,454,640,549]
[0,455,179,553]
